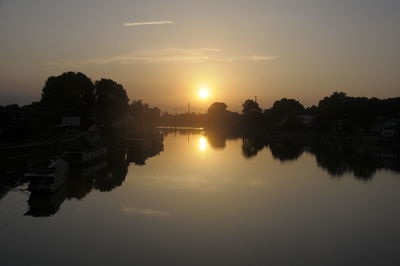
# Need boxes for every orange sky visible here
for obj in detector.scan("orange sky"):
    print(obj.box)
[0,0,399,112]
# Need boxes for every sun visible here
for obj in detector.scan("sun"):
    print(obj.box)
[198,87,210,99]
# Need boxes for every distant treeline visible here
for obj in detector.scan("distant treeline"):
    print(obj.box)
[160,92,400,137]
[1,71,400,140]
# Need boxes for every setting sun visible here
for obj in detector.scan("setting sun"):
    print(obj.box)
[198,88,210,99]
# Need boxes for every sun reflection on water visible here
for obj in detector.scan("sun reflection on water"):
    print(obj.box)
[198,136,208,152]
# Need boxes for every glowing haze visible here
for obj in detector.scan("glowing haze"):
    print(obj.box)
[0,0,399,112]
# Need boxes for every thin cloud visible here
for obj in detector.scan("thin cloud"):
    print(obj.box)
[221,55,279,62]
[44,49,278,66]
[201,48,223,52]
[122,207,170,217]
[43,61,80,68]
[123,21,174,27]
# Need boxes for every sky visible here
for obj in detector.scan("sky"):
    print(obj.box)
[0,0,399,112]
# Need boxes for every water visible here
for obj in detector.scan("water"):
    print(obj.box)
[1,130,400,266]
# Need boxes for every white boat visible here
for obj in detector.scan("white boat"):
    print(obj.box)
[25,158,69,192]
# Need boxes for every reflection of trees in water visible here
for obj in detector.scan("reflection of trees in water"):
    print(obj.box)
[311,146,348,177]
[0,179,17,201]
[310,145,385,181]
[25,138,165,217]
[67,173,93,200]
[269,142,304,162]
[160,128,203,137]
[93,151,128,192]
[0,188,7,201]
[25,182,67,217]
[10,133,400,218]
[66,160,108,199]
[126,141,164,165]
[237,136,400,181]
[0,172,27,201]
[67,151,128,199]
[205,130,246,150]
[67,141,164,200]
[25,151,129,217]
[241,138,268,158]
[207,132,227,150]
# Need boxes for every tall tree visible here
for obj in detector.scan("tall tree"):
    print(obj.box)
[242,99,263,127]
[94,78,129,122]
[129,100,161,129]
[271,98,304,121]
[242,100,262,116]
[207,102,229,125]
[208,102,228,116]
[41,72,94,112]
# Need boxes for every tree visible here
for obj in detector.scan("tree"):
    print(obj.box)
[148,107,161,121]
[242,100,262,116]
[208,102,228,115]
[242,100,263,127]
[315,92,392,131]
[242,138,267,158]
[129,100,161,129]
[41,72,94,112]
[269,142,304,162]
[94,78,129,121]
[318,92,347,111]
[271,98,304,122]
[130,100,148,116]
[206,102,230,126]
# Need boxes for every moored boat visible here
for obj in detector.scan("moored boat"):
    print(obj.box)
[25,182,67,217]
[25,158,69,192]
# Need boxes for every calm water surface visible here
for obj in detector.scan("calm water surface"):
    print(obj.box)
[1,131,400,266]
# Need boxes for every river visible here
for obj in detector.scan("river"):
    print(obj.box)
[1,129,400,265]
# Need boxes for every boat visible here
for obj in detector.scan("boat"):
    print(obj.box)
[25,158,69,192]
[25,182,67,217]
[63,146,107,165]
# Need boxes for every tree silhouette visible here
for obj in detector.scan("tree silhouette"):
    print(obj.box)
[242,100,262,116]
[271,98,304,122]
[94,78,129,122]
[129,100,161,129]
[41,72,94,113]
[269,142,304,162]
[207,102,229,125]
[314,92,400,132]
[241,138,267,158]
[208,102,228,116]
[207,132,227,149]
[242,99,263,127]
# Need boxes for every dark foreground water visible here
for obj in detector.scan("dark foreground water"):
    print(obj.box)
[1,130,400,266]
